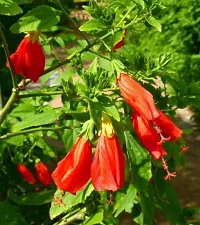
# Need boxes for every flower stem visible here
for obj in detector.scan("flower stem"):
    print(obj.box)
[19,91,63,98]
[0,125,80,140]
[0,25,17,89]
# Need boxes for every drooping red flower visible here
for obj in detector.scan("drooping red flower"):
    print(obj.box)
[132,113,167,160]
[17,163,36,185]
[35,162,53,187]
[118,73,160,121]
[6,31,45,82]
[154,110,183,142]
[113,29,127,52]
[51,136,92,194]
[91,114,125,191]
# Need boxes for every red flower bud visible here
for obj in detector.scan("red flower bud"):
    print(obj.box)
[91,114,125,191]
[52,136,92,194]
[118,73,160,121]
[17,163,36,185]
[6,31,45,82]
[35,162,53,187]
[113,29,127,52]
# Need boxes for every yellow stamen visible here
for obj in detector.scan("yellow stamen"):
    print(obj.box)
[25,31,41,43]
[100,113,115,138]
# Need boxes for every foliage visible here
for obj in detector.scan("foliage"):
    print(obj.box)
[0,0,199,225]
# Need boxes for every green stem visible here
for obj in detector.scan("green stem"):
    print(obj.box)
[88,49,111,61]
[0,125,80,139]
[0,83,3,110]
[116,4,136,27]
[57,0,89,43]
[0,90,19,125]
[0,25,17,89]
[55,208,86,225]
[19,91,63,98]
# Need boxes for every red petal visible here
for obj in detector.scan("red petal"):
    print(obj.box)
[118,73,159,121]
[35,162,52,187]
[52,136,92,194]
[155,110,183,141]
[132,114,167,160]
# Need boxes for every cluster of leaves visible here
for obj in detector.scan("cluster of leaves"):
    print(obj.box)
[0,0,198,225]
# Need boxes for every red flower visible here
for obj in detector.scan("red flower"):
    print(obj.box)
[154,110,183,142]
[6,31,45,82]
[35,162,53,187]
[17,163,36,185]
[51,136,92,194]
[132,113,167,160]
[91,114,125,191]
[113,29,127,52]
[118,73,160,121]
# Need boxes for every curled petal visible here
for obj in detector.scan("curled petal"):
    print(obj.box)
[17,164,36,185]
[35,162,53,187]
[132,114,167,160]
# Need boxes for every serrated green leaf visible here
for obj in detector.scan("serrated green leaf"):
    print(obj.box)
[83,210,104,225]
[8,189,55,205]
[12,109,62,131]
[10,5,61,33]
[145,16,162,32]
[0,200,26,225]
[114,184,137,217]
[0,0,23,16]
[50,183,94,219]
[124,131,152,191]
[79,19,106,31]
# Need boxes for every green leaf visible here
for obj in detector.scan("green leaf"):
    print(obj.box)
[8,189,55,205]
[10,103,35,119]
[114,184,137,217]
[15,0,33,4]
[79,19,106,31]
[10,5,61,33]
[145,16,162,32]
[140,188,155,225]
[83,210,104,225]
[0,0,22,16]
[0,200,26,225]
[62,120,81,151]
[155,170,187,225]
[133,0,145,9]
[124,131,152,191]
[50,183,94,219]
[6,135,27,146]
[88,57,98,74]
[12,109,62,131]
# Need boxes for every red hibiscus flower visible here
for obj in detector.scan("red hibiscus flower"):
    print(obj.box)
[35,162,53,187]
[51,136,92,194]
[154,110,183,142]
[17,163,36,185]
[6,31,45,82]
[118,73,160,121]
[132,113,167,160]
[91,114,125,191]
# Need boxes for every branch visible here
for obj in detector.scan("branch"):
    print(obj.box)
[0,25,17,89]
[57,0,89,43]
[19,91,63,98]
[0,125,80,140]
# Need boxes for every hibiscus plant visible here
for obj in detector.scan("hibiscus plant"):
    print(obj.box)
[0,0,195,225]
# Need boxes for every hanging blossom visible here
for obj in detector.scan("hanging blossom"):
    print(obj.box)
[17,163,37,185]
[91,114,126,191]
[118,72,186,180]
[6,31,45,82]
[118,73,160,121]
[35,162,53,187]
[51,136,92,195]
